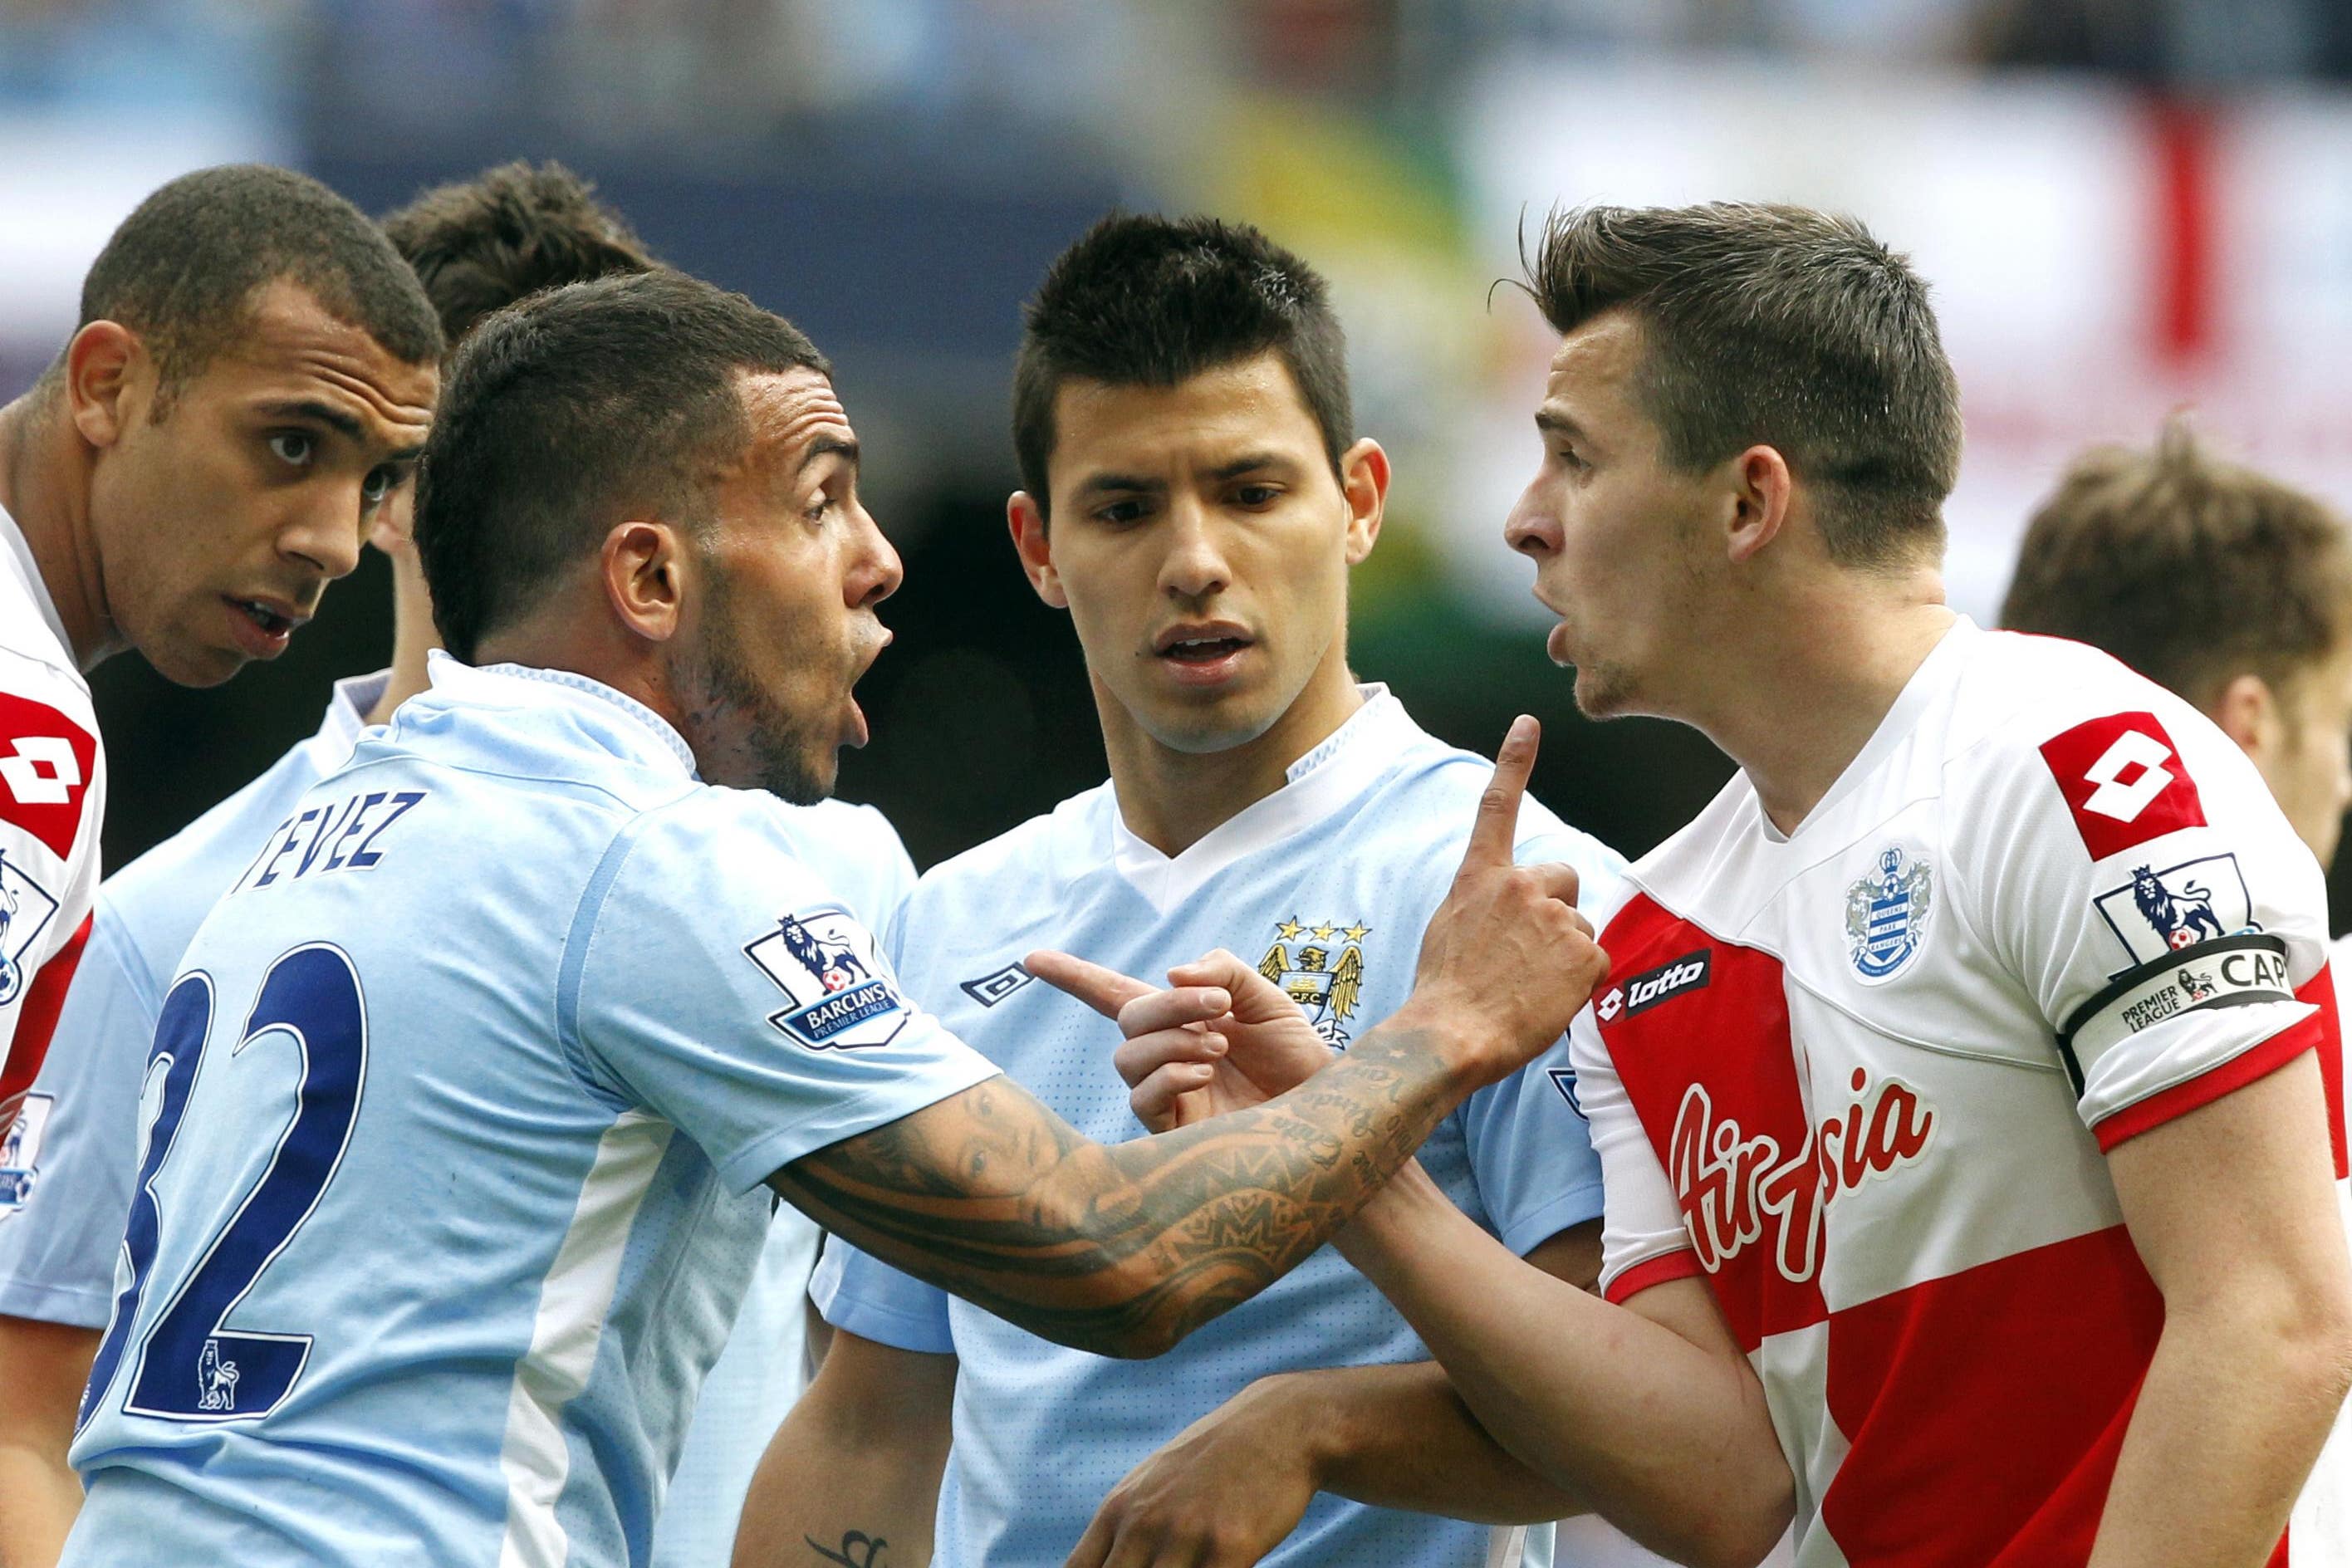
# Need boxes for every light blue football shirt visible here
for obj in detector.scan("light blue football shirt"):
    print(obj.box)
[814,686,1622,1568]
[63,655,995,1568]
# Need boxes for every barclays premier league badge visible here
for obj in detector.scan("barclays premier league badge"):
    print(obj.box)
[744,909,909,1051]
[1845,846,1932,983]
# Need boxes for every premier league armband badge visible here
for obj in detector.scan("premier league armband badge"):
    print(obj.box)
[743,909,910,1051]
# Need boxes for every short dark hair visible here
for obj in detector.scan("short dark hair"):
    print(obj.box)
[1012,213,1352,513]
[76,164,441,403]
[2000,418,2352,708]
[1524,203,1962,567]
[380,161,657,347]
[414,269,830,662]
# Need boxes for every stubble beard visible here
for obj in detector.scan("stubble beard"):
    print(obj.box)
[678,573,835,806]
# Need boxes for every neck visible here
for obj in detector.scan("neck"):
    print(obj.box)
[0,385,117,669]
[1100,653,1365,857]
[369,547,440,725]
[1682,571,1955,834]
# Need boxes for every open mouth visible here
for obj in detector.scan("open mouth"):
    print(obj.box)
[1161,635,1250,665]
[233,599,296,637]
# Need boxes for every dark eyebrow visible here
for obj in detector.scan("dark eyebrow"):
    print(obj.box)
[1534,407,1588,442]
[798,435,860,475]
[1074,472,1165,498]
[1206,451,1296,483]
[255,399,426,464]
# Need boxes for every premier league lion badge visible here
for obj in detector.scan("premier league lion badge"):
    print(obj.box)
[744,909,909,1051]
[1258,917,1369,1047]
[1845,846,1933,982]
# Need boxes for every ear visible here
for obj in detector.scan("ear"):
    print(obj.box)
[600,520,688,643]
[63,321,149,449]
[1723,444,1795,566]
[1007,492,1067,610]
[2209,672,2276,760]
[1338,437,1389,566]
[366,482,417,559]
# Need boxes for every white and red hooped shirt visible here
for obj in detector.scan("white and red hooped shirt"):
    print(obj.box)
[0,502,101,1129]
[1570,619,2341,1566]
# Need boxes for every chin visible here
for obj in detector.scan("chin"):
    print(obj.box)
[143,639,247,689]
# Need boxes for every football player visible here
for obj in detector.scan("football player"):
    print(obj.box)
[1999,418,2352,1556]
[735,213,1662,1568]
[0,163,884,1568]
[0,164,438,1099]
[1083,203,2352,1566]
[0,163,438,1561]
[57,268,1604,1566]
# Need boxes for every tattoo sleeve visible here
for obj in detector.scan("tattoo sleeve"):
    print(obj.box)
[767,1026,1469,1359]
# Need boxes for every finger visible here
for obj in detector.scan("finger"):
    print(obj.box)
[1167,950,1301,1020]
[1117,985,1233,1040]
[1114,1027,1227,1088]
[1065,1506,1117,1568]
[1130,1061,1216,1129]
[1521,860,1582,909]
[1027,949,1156,1021]
[1461,715,1540,872]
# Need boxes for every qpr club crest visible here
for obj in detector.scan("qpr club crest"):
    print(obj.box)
[1845,846,1933,982]
[743,909,909,1051]
[1258,917,1370,1048]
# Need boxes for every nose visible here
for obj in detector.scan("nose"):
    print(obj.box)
[281,489,367,582]
[1159,497,1232,601]
[849,502,903,610]
[1506,483,1561,561]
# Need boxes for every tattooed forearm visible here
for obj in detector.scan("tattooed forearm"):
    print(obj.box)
[769,1025,1471,1358]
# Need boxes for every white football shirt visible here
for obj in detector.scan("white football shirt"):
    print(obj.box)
[1574,619,2338,1564]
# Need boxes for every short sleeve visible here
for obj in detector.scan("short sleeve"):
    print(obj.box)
[0,680,101,1095]
[1568,1003,1703,1304]
[1960,701,2333,1152]
[0,903,154,1325]
[807,1234,956,1355]
[562,796,999,1194]
[1454,825,1619,1256]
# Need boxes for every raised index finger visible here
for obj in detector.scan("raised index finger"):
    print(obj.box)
[1462,714,1541,871]
[1024,948,1156,1022]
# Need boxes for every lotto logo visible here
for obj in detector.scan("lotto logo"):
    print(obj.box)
[2038,712,2206,861]
[0,694,96,861]
[1597,948,1712,1025]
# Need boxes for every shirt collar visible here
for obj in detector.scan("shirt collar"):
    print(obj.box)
[423,650,700,777]
[0,500,72,659]
[1766,612,1979,842]
[1108,684,1419,913]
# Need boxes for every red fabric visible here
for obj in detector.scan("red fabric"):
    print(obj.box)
[1604,1247,1703,1306]
[0,691,96,860]
[1818,1225,2163,1566]
[2036,712,2207,861]
[2092,1017,2318,1152]
[0,909,88,1122]
[2298,966,2346,1179]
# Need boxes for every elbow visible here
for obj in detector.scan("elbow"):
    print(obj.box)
[1682,1475,1796,1568]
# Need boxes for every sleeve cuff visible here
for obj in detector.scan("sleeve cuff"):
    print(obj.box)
[2091,1012,2321,1152]
[0,1274,113,1329]
[1601,1247,1703,1306]
[1497,1179,1607,1258]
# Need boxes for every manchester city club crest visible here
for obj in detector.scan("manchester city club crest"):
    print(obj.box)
[1258,918,1369,1048]
[1845,847,1933,982]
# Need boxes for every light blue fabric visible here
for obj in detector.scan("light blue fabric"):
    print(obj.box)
[65,655,992,1568]
[815,687,1621,1568]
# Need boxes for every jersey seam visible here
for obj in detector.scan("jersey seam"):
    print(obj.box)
[555,811,670,1108]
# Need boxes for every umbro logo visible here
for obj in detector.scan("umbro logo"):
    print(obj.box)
[1595,948,1711,1023]
[960,963,1033,1007]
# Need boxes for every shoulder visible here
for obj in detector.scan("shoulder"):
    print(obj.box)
[107,732,342,930]
[901,785,1109,929]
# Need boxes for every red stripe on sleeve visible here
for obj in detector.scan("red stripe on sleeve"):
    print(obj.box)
[1604,1247,1703,1306]
[2093,1006,2323,1153]
[2300,966,2348,1179]
[0,910,90,1122]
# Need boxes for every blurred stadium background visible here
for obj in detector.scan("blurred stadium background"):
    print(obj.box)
[8,0,2352,919]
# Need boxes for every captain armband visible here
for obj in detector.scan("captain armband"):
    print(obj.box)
[2056,933,2296,1095]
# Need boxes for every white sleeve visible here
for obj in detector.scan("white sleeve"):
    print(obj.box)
[1960,698,2333,1151]
[1568,1005,1703,1303]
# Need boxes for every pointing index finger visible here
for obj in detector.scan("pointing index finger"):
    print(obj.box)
[1024,949,1155,1022]
[1463,715,1540,870]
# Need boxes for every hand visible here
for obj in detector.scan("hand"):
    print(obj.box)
[1025,948,1335,1133]
[1063,1374,1321,1568]
[1397,716,1608,1089]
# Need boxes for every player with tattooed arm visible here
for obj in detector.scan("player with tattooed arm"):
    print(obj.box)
[56,269,1602,1567]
